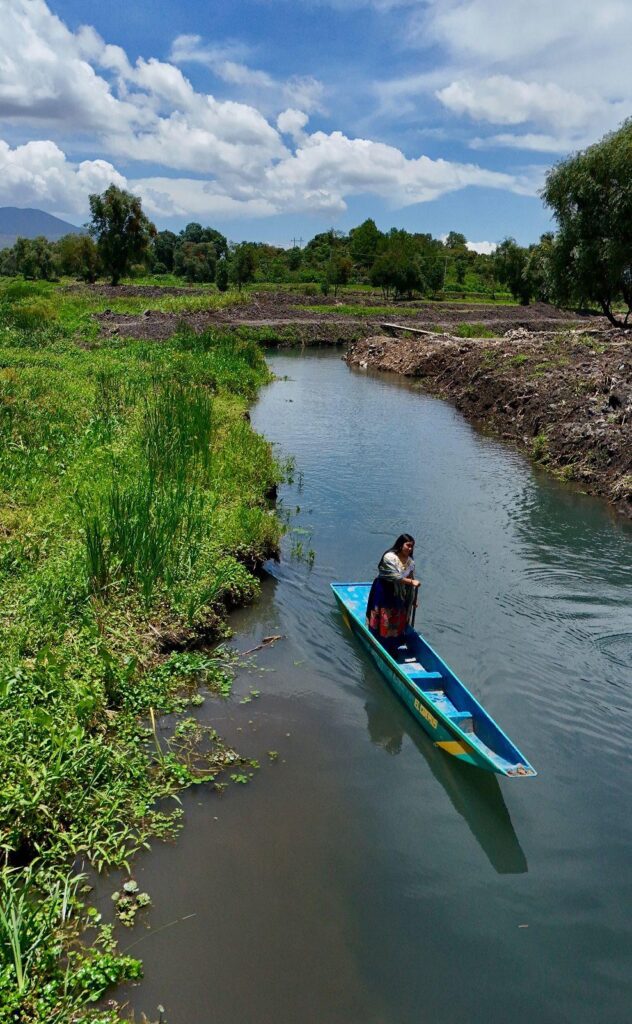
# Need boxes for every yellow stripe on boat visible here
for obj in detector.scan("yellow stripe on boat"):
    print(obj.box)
[436,739,471,756]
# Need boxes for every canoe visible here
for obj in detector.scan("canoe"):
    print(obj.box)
[331,583,536,777]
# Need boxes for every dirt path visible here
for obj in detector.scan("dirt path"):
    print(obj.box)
[345,328,632,519]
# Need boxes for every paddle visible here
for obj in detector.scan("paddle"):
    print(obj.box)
[410,585,418,629]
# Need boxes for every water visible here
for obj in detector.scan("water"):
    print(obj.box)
[113,350,632,1024]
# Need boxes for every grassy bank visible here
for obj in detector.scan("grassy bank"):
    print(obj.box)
[0,284,282,1021]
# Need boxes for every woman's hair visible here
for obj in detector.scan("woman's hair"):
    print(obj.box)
[383,533,415,559]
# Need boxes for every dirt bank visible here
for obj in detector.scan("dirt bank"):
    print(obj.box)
[96,289,591,344]
[346,328,632,519]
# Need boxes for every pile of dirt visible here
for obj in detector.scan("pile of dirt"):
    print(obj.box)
[346,329,632,519]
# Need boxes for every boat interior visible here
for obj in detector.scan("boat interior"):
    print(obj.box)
[381,627,529,774]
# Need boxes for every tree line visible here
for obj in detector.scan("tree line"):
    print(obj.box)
[2,118,632,322]
[0,193,499,299]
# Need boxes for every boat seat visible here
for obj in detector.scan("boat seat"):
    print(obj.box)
[401,664,442,681]
[446,709,474,733]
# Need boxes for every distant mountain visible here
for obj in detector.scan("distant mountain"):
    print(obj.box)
[0,207,85,248]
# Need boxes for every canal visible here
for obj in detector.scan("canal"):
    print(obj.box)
[117,349,632,1024]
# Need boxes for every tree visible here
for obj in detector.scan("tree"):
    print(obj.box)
[57,234,99,282]
[216,259,229,292]
[444,231,467,251]
[349,218,382,270]
[287,246,302,271]
[326,253,353,295]
[174,241,216,282]
[0,247,17,276]
[424,255,445,296]
[13,236,55,280]
[494,238,531,304]
[370,247,422,299]
[542,119,632,326]
[230,244,257,291]
[179,223,228,260]
[88,185,156,285]
[153,230,178,272]
[524,233,555,304]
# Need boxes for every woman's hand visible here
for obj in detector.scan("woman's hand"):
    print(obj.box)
[408,578,420,589]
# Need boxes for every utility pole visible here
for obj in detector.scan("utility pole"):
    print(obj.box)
[290,236,304,248]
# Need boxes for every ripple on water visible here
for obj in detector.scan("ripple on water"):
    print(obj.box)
[594,632,632,669]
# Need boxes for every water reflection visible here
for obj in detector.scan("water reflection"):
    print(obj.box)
[362,677,528,875]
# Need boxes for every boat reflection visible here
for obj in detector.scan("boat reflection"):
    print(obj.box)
[363,679,528,875]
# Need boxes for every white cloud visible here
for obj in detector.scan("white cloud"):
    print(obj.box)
[436,77,602,132]
[373,0,632,153]
[129,130,536,222]
[0,0,545,224]
[466,240,496,255]
[0,0,141,131]
[0,139,126,219]
[277,108,309,142]
[169,33,325,114]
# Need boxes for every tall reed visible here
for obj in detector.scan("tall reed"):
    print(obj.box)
[83,380,214,604]
[0,866,75,996]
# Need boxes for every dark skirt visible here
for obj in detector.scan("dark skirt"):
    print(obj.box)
[366,576,410,639]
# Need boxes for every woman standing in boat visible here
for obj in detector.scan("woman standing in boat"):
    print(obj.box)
[366,534,420,649]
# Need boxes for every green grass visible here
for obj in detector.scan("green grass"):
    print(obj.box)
[0,278,246,339]
[0,303,283,1020]
[454,323,498,338]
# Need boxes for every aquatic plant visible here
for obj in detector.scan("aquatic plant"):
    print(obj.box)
[0,303,282,1020]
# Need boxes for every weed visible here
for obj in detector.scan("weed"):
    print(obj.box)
[532,432,550,462]
[454,323,497,339]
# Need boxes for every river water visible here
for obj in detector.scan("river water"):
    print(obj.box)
[116,349,632,1024]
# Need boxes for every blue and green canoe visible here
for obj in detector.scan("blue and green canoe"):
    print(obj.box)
[331,583,536,777]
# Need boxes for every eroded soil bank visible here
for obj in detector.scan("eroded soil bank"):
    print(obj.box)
[346,328,632,519]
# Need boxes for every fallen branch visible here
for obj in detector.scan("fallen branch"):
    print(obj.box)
[238,634,285,656]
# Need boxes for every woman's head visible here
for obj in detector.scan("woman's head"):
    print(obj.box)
[391,533,415,556]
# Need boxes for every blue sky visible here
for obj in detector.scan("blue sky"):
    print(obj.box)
[0,0,628,250]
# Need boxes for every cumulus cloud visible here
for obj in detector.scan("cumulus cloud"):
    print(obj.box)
[0,139,126,219]
[0,0,141,131]
[377,0,632,153]
[129,132,536,222]
[436,77,602,132]
[466,240,496,255]
[0,0,542,222]
[277,108,309,142]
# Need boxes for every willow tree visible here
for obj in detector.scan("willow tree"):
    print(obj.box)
[542,120,632,327]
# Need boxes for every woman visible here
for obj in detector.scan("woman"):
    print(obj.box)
[366,534,420,648]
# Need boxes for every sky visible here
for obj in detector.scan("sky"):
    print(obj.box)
[0,0,629,250]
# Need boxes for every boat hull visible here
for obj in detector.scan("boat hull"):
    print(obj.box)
[332,583,536,777]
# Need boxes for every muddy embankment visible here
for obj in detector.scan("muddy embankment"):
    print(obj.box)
[96,289,585,346]
[346,327,632,519]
